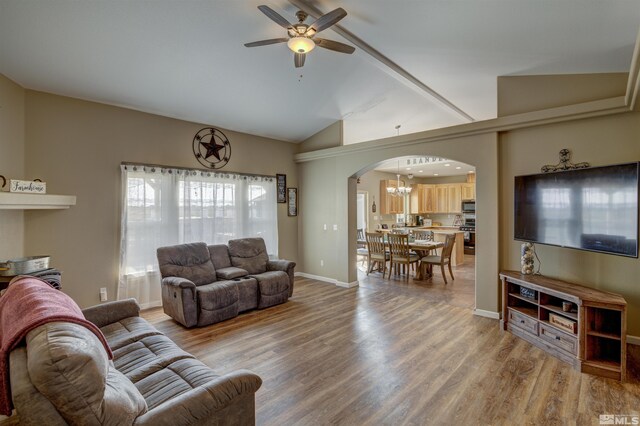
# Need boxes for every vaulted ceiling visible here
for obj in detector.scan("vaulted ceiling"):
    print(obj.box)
[1,1,638,144]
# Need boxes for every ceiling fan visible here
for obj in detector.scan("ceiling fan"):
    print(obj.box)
[245,5,355,68]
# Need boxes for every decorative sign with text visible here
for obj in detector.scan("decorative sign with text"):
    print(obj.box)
[10,180,47,194]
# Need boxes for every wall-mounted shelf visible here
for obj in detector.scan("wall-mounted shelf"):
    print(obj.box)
[0,192,76,209]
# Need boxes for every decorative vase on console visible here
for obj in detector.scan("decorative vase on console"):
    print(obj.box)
[521,242,535,275]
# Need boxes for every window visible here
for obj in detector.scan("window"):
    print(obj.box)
[118,165,278,307]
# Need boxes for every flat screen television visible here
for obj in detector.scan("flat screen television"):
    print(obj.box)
[514,162,639,257]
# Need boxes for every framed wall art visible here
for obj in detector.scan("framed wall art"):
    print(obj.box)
[287,187,298,216]
[276,174,286,203]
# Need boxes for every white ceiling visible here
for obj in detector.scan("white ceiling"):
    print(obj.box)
[1,1,638,144]
[375,156,475,178]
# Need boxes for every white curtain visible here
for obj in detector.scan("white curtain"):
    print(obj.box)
[118,165,278,308]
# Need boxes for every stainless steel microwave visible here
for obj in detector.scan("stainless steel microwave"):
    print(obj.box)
[461,200,475,213]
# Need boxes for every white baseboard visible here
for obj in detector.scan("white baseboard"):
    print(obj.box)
[139,301,162,310]
[473,309,501,320]
[295,272,359,288]
[336,280,359,288]
[627,335,640,345]
[295,272,337,285]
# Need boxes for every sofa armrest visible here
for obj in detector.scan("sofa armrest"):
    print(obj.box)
[82,298,141,328]
[267,260,296,297]
[133,369,262,426]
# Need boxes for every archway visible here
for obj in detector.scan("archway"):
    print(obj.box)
[297,132,500,317]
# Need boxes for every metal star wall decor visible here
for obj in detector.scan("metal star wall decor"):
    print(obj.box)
[192,127,231,169]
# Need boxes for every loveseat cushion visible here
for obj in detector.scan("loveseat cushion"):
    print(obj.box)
[196,281,239,326]
[100,316,164,350]
[216,266,248,280]
[208,244,233,270]
[157,242,216,286]
[251,271,290,309]
[26,322,147,425]
[228,238,269,274]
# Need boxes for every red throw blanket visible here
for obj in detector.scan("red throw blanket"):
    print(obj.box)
[0,276,113,416]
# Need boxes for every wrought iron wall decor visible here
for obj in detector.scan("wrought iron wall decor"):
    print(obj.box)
[0,175,5,189]
[192,127,231,169]
[541,149,590,173]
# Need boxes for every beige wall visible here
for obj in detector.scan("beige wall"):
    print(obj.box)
[0,74,25,260]
[499,111,640,334]
[298,133,500,310]
[299,121,343,153]
[23,91,298,308]
[356,169,407,231]
[497,73,627,116]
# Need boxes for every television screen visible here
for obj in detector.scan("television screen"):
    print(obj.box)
[514,163,639,257]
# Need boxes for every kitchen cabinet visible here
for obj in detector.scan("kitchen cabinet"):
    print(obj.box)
[434,186,448,213]
[380,180,405,214]
[410,184,435,214]
[461,183,475,200]
[447,184,462,213]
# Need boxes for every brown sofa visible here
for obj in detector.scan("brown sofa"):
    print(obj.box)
[156,238,295,328]
[9,298,262,425]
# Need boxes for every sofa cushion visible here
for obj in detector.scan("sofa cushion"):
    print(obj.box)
[228,238,269,274]
[100,316,164,350]
[216,266,248,280]
[26,322,147,425]
[133,358,221,410]
[196,281,239,326]
[157,242,216,286]
[208,244,232,269]
[113,335,195,382]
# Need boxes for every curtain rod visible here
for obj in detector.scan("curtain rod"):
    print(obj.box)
[120,162,275,179]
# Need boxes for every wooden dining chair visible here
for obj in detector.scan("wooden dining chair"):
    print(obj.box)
[387,233,420,279]
[419,233,456,284]
[412,230,434,241]
[365,232,389,276]
[356,228,368,266]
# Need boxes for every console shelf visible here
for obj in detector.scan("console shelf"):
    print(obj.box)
[500,271,627,381]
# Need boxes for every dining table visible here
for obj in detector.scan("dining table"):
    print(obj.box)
[357,238,444,280]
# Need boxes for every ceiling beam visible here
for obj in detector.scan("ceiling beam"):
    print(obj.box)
[287,0,475,123]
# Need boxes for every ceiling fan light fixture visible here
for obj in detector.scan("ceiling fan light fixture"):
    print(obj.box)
[288,36,315,53]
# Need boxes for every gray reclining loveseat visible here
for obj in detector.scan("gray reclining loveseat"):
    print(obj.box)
[156,237,295,328]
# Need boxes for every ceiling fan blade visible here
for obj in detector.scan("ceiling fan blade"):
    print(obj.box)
[257,5,292,29]
[294,52,306,68]
[315,38,355,54]
[244,38,288,47]
[307,8,347,34]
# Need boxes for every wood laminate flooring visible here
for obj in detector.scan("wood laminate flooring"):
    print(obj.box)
[143,256,640,425]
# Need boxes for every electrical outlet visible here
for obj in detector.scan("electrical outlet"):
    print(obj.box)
[99,287,107,302]
[320,260,324,267]
[333,224,338,231]
[323,224,327,230]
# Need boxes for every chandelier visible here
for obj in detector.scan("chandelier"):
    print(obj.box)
[386,160,412,196]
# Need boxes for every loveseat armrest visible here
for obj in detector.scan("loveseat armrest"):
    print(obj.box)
[268,260,296,297]
[133,369,262,426]
[82,298,141,328]
[161,277,198,328]
[163,276,197,290]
